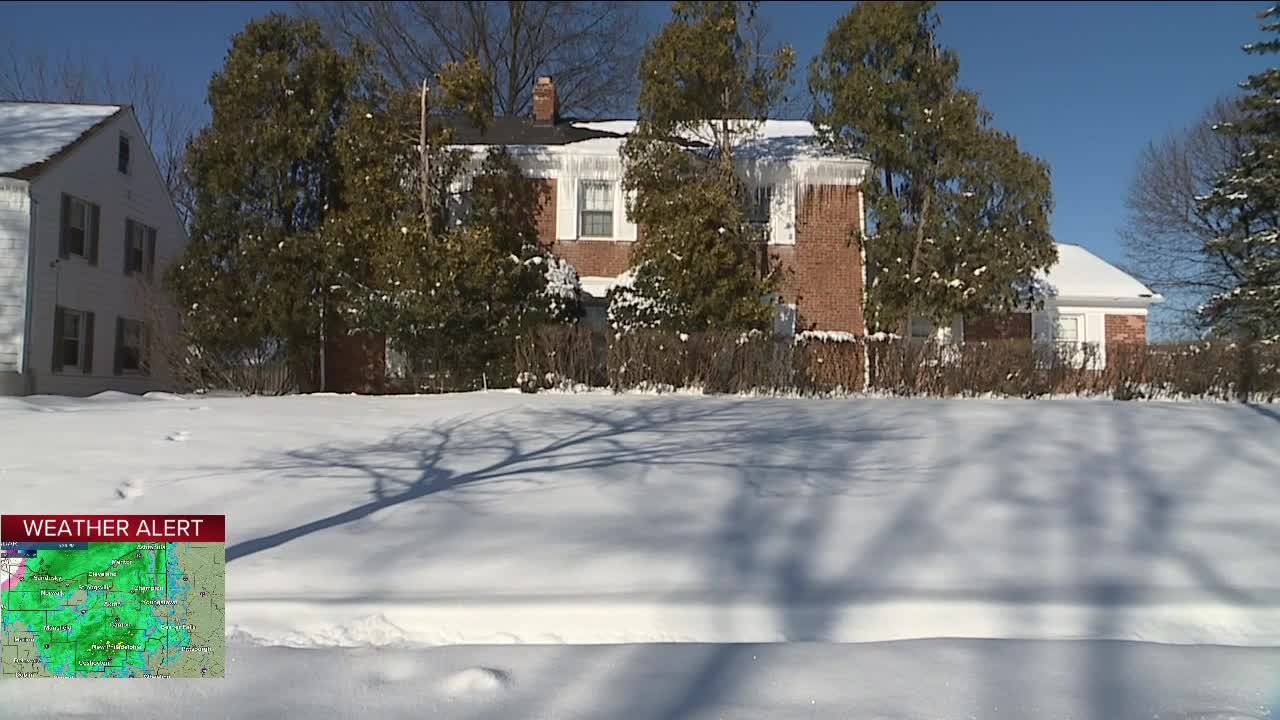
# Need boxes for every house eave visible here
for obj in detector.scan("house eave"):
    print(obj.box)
[1046,294,1164,309]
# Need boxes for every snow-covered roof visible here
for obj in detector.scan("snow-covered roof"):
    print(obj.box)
[1040,243,1162,304]
[0,102,123,178]
[571,119,843,162]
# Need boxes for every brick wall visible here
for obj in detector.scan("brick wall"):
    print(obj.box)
[1105,314,1147,345]
[534,178,634,276]
[534,179,865,333]
[778,185,864,333]
[965,313,1032,341]
[325,328,386,394]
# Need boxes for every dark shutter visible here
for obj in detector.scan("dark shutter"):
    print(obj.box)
[87,203,100,265]
[51,306,65,372]
[82,312,95,375]
[113,317,124,375]
[124,219,134,275]
[141,322,151,376]
[58,195,70,259]
[145,228,157,281]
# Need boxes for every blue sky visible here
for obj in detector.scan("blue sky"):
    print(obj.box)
[3,1,1273,273]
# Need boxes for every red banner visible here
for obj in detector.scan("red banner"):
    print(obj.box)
[1,515,225,543]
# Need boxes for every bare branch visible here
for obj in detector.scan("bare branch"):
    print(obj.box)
[0,41,199,226]
[1121,97,1246,338]
[297,0,644,119]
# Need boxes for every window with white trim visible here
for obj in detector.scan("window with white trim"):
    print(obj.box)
[115,317,147,375]
[53,306,94,374]
[66,197,88,257]
[746,185,773,241]
[1054,314,1082,344]
[908,316,933,340]
[125,218,157,277]
[579,180,614,238]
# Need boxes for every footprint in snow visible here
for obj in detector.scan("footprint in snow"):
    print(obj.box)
[166,431,191,442]
[438,667,511,698]
[116,479,144,501]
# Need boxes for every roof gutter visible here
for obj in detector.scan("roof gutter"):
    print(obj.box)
[1047,294,1165,308]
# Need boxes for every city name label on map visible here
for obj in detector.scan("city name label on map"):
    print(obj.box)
[1,515,225,543]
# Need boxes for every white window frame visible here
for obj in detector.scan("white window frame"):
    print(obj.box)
[908,316,934,340]
[747,184,773,242]
[57,307,87,372]
[125,219,155,276]
[118,317,146,375]
[1047,312,1089,368]
[66,197,89,258]
[578,179,615,239]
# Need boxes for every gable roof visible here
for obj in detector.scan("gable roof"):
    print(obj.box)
[0,101,124,180]
[450,116,864,165]
[447,116,626,146]
[1040,243,1162,304]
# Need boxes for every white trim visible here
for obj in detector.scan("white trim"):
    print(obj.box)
[578,178,616,240]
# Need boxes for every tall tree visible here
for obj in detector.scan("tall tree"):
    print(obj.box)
[611,0,794,333]
[298,1,643,118]
[0,45,199,224]
[1194,7,1280,343]
[326,67,575,389]
[809,1,1056,333]
[169,14,362,383]
[1122,98,1248,338]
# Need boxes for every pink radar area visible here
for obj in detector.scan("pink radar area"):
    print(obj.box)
[1,557,27,590]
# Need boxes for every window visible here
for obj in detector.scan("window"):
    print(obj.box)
[579,180,614,238]
[909,316,933,340]
[60,194,99,263]
[53,306,94,374]
[774,301,797,337]
[746,185,773,242]
[66,198,87,256]
[124,219,157,277]
[118,134,131,174]
[115,317,147,375]
[1040,313,1090,368]
[1054,315,1081,344]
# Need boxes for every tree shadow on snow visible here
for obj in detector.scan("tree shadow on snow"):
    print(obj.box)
[223,398,904,564]
[211,394,1279,719]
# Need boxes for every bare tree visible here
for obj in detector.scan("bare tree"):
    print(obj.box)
[298,1,644,119]
[0,43,199,225]
[1121,97,1250,338]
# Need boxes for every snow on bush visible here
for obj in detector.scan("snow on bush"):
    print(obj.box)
[540,255,581,318]
[795,330,858,344]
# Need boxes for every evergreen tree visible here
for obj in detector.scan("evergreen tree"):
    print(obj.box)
[327,68,576,388]
[809,1,1056,333]
[611,1,794,333]
[1195,7,1280,343]
[169,14,362,382]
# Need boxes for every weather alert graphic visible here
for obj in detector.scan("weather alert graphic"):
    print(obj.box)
[0,514,225,678]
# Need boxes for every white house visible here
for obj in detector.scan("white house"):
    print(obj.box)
[0,102,188,396]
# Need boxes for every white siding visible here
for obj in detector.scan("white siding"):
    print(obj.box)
[25,109,188,396]
[0,178,31,393]
[1033,303,1147,369]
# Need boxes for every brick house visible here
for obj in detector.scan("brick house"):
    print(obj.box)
[345,78,1162,392]
[452,78,1162,353]
[451,77,874,338]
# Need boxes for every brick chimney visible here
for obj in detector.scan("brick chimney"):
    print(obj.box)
[533,76,558,125]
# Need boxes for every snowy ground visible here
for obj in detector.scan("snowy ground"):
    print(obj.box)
[2,391,1279,717]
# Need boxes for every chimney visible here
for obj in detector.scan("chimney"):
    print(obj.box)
[533,76,558,125]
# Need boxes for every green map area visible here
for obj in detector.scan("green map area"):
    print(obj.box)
[0,542,224,678]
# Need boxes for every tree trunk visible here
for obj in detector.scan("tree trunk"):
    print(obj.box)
[902,185,934,336]
[420,79,432,237]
